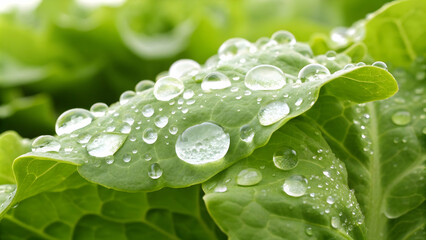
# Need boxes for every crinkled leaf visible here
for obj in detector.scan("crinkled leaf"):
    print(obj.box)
[0,131,30,185]
[203,118,365,240]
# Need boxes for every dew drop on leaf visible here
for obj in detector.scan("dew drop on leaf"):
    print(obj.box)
[168,125,178,135]
[119,91,135,105]
[327,196,335,204]
[283,175,307,197]
[142,128,158,144]
[391,111,411,126]
[344,64,355,70]
[55,109,94,136]
[144,153,152,161]
[325,50,337,60]
[154,115,168,128]
[148,163,163,179]
[214,185,228,193]
[154,76,184,101]
[295,98,303,106]
[258,101,290,126]
[119,123,131,134]
[273,147,298,170]
[86,133,127,158]
[90,103,108,117]
[183,89,194,99]
[169,59,200,78]
[372,61,387,70]
[201,72,231,91]
[32,135,61,153]
[175,122,230,164]
[239,124,255,142]
[135,80,154,93]
[244,65,286,90]
[142,104,154,117]
[218,38,252,60]
[237,168,262,186]
[298,64,330,82]
[123,154,131,163]
[305,227,313,236]
[331,216,341,229]
[271,30,296,45]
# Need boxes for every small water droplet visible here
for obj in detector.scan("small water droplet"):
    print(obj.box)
[344,64,355,70]
[143,128,158,144]
[154,115,168,128]
[325,50,337,60]
[86,133,127,158]
[154,76,184,101]
[271,30,296,45]
[32,135,61,153]
[305,227,313,236]
[295,98,303,106]
[78,133,92,144]
[56,109,94,136]
[273,147,298,170]
[372,61,387,70]
[120,91,135,105]
[323,170,331,178]
[121,154,131,163]
[218,38,252,60]
[183,89,194,99]
[283,175,307,197]
[245,65,286,90]
[148,163,163,179]
[391,111,411,126]
[201,72,231,91]
[90,103,108,117]
[144,153,152,161]
[135,80,154,93]
[214,185,228,193]
[258,101,290,126]
[298,64,330,82]
[169,59,200,78]
[231,87,239,92]
[175,122,230,164]
[237,168,262,186]
[169,126,178,135]
[331,216,341,229]
[327,196,335,204]
[142,104,154,117]
[119,123,131,134]
[240,125,255,142]
[356,62,366,67]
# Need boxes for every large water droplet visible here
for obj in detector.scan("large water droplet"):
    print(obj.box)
[372,61,387,70]
[154,76,184,101]
[90,103,108,117]
[218,38,252,60]
[258,101,290,126]
[273,147,298,170]
[271,30,296,45]
[201,72,231,91]
[142,128,158,144]
[148,163,163,179]
[244,65,286,90]
[32,135,61,153]
[56,109,94,136]
[86,133,127,158]
[154,115,168,128]
[135,80,154,93]
[240,125,255,142]
[283,175,307,197]
[298,64,330,82]
[391,111,411,126]
[120,91,135,105]
[176,122,230,164]
[169,59,200,78]
[237,168,262,186]
[142,104,154,117]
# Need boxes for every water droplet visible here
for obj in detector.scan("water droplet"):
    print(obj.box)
[169,125,178,135]
[154,115,168,128]
[244,65,286,90]
[273,147,298,170]
[331,216,341,229]
[323,170,331,178]
[255,37,271,49]
[271,30,296,45]
[326,50,337,60]
[119,123,131,134]
[154,76,184,101]
[90,103,108,117]
[283,175,307,197]
[218,38,252,60]
[120,91,135,105]
[344,64,355,70]
[372,61,387,70]
[86,133,127,158]
[183,89,194,99]
[175,122,230,164]
[305,227,313,236]
[231,87,239,92]
[144,153,152,161]
[32,135,61,153]
[237,168,262,186]
[78,133,92,144]
[142,104,154,117]
[201,72,231,91]
[298,64,330,82]
[148,163,163,179]
[330,27,349,46]
[356,62,366,67]
[143,128,158,144]
[214,185,228,193]
[391,111,411,126]
[327,196,335,204]
[295,98,303,106]
[169,59,200,78]
[240,125,255,142]
[56,109,94,136]
[258,101,290,126]
[135,80,154,93]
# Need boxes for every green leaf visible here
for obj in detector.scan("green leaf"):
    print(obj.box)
[0,131,30,185]
[203,118,365,240]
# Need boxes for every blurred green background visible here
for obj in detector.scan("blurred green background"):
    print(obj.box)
[0,0,392,138]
